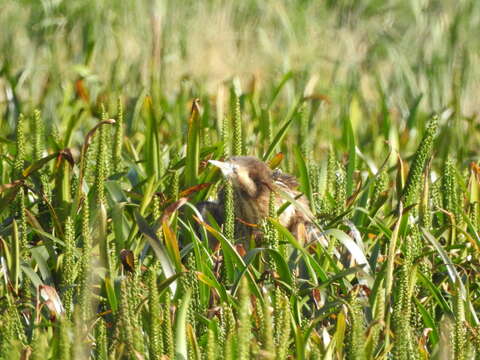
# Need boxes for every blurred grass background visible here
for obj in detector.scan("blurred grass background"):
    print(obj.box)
[1,0,480,359]
[2,0,480,157]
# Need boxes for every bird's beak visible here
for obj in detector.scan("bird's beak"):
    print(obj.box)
[208,160,235,177]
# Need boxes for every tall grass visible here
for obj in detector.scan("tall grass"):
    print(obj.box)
[1,0,480,359]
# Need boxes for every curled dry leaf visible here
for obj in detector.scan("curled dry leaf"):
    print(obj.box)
[82,119,117,157]
[268,152,284,169]
[311,288,324,310]
[161,197,188,223]
[75,78,89,102]
[120,249,135,273]
[178,183,212,198]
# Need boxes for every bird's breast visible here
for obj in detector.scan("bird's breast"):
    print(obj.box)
[235,189,270,224]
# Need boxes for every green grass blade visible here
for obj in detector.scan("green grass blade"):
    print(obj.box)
[175,289,192,360]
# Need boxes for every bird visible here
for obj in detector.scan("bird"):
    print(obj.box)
[198,156,316,248]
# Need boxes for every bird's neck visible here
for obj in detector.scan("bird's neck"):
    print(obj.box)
[233,186,271,225]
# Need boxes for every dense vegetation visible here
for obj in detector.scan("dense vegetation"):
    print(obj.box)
[1,0,480,359]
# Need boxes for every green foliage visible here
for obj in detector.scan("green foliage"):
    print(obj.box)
[95,115,109,206]
[273,289,291,359]
[402,118,438,209]
[232,95,243,157]
[78,198,93,323]
[442,156,462,224]
[453,292,467,360]
[113,98,124,174]
[261,290,275,359]
[345,292,366,360]
[392,259,418,359]
[13,114,26,180]
[237,277,251,360]
[1,1,480,358]
[147,267,164,360]
[162,291,175,359]
[61,216,76,318]
[95,318,108,360]
[333,163,347,217]
[57,319,72,360]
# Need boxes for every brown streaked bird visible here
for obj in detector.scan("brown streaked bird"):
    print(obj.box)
[199,156,316,247]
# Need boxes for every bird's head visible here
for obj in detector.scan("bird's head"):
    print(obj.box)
[209,156,273,199]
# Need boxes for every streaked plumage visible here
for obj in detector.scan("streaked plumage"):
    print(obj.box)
[200,156,314,247]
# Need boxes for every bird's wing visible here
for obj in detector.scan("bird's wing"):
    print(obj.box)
[272,169,299,189]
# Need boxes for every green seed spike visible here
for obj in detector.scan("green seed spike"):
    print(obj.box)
[82,130,96,186]
[453,291,467,360]
[153,194,162,239]
[12,114,28,266]
[61,216,76,318]
[222,113,231,158]
[267,191,279,251]
[10,115,29,270]
[224,332,235,360]
[273,287,282,347]
[218,307,227,356]
[232,95,243,156]
[32,109,44,162]
[58,318,72,360]
[392,255,418,360]
[274,291,291,359]
[78,199,92,323]
[402,117,438,209]
[326,147,336,196]
[221,101,236,283]
[118,271,144,358]
[113,98,124,173]
[101,104,112,177]
[222,306,237,360]
[118,277,136,356]
[13,114,26,180]
[309,162,322,216]
[183,254,201,334]
[442,156,461,224]
[1,301,26,351]
[30,331,48,360]
[223,181,235,243]
[206,327,217,360]
[95,108,110,207]
[31,111,52,236]
[371,170,389,209]
[237,277,251,360]
[162,291,175,359]
[367,288,385,357]
[169,169,180,203]
[334,163,346,217]
[431,179,444,226]
[148,267,164,360]
[419,171,432,230]
[223,181,235,284]
[18,187,28,262]
[95,318,108,360]
[128,273,145,354]
[345,292,366,360]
